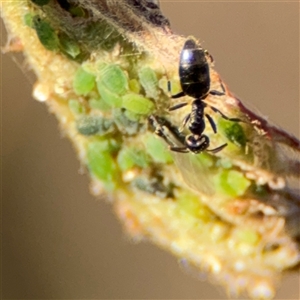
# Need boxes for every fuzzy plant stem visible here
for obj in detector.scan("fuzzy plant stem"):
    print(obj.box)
[1,1,299,299]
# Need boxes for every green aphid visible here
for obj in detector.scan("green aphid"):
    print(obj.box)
[177,193,203,217]
[69,6,87,18]
[177,192,214,222]
[24,13,34,28]
[82,21,103,42]
[117,149,135,171]
[131,175,174,199]
[73,67,95,96]
[85,21,121,51]
[97,82,122,108]
[87,141,120,186]
[33,16,59,51]
[214,169,251,197]
[69,99,86,115]
[129,79,141,94]
[76,116,113,136]
[58,32,81,58]
[138,67,159,100]
[117,147,149,171]
[143,134,173,164]
[100,31,121,51]
[98,64,128,95]
[122,93,155,115]
[131,150,150,168]
[219,119,247,148]
[124,110,141,122]
[30,0,50,6]
[82,21,118,51]
[113,109,142,135]
[89,98,111,111]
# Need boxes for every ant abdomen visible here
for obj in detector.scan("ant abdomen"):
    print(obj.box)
[179,39,211,99]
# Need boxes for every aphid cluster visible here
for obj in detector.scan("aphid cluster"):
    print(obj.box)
[151,38,241,154]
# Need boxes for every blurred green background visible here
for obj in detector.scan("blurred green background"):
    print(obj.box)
[2,1,299,299]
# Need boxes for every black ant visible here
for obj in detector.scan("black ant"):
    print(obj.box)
[166,38,241,154]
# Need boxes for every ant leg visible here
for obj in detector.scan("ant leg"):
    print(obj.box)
[207,143,228,153]
[205,114,217,133]
[209,90,225,96]
[159,131,188,153]
[155,127,173,145]
[171,91,185,99]
[150,115,189,153]
[167,80,171,92]
[220,82,226,93]
[209,105,242,122]
[169,102,188,111]
[168,80,185,99]
[150,117,171,143]
[209,81,226,96]
[181,113,191,129]
[169,146,189,153]
[204,49,214,63]
[151,118,184,150]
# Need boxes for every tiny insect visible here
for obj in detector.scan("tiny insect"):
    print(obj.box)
[168,38,241,154]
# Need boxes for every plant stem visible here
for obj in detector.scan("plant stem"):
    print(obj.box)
[1,1,299,299]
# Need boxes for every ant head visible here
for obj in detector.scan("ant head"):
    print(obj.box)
[185,134,209,153]
[183,38,197,50]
